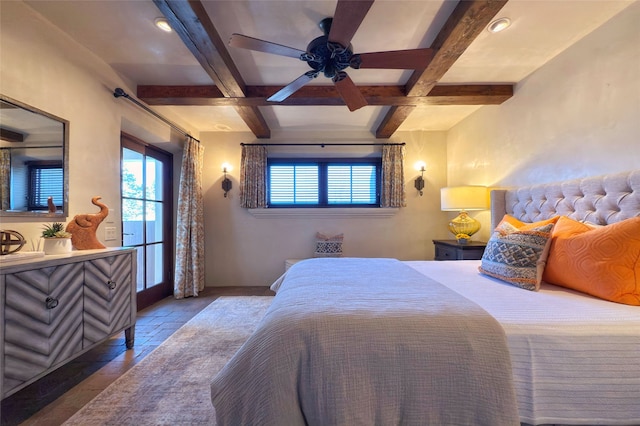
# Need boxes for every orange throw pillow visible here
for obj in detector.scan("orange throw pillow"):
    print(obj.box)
[498,214,559,231]
[543,216,640,305]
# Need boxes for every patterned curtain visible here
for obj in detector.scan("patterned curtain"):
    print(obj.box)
[380,144,406,208]
[240,144,267,208]
[0,149,10,210]
[174,136,205,299]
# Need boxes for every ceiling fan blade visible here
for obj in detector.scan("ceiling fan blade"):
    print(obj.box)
[328,0,374,48]
[229,34,306,59]
[267,71,319,102]
[333,72,367,112]
[352,48,435,70]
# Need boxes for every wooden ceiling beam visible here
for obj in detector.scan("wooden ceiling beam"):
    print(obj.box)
[0,127,24,142]
[376,106,416,139]
[375,0,509,138]
[153,0,270,138]
[137,84,512,107]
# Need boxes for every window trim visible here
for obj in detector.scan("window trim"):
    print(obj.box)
[248,207,399,218]
[267,157,382,208]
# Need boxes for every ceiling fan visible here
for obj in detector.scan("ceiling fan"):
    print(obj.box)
[229,0,433,111]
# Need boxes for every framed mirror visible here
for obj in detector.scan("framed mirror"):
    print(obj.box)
[0,95,69,218]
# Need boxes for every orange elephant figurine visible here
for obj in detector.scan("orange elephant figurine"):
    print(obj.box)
[66,196,108,250]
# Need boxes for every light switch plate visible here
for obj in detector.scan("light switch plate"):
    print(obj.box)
[105,226,118,241]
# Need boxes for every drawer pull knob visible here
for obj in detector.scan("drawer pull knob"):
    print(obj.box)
[45,297,59,309]
[107,280,117,290]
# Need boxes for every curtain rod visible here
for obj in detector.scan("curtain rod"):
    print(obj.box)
[113,88,200,143]
[240,142,405,147]
[0,145,61,150]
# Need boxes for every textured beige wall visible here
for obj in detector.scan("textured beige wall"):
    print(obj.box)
[0,1,188,246]
[446,3,640,241]
[201,130,450,287]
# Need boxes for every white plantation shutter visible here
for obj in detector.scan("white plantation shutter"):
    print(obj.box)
[269,165,319,204]
[327,164,376,204]
[268,160,379,207]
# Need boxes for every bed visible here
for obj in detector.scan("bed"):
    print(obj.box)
[211,170,640,425]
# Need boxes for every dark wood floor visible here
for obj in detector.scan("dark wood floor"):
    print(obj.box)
[1,286,273,426]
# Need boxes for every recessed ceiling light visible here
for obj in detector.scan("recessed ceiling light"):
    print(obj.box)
[154,18,172,33]
[487,17,511,33]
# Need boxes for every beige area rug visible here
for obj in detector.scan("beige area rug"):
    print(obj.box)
[63,296,273,426]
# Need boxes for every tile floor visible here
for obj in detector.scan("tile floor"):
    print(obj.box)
[1,286,273,426]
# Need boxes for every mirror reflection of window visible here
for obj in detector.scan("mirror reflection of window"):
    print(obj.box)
[27,161,63,210]
[0,96,68,216]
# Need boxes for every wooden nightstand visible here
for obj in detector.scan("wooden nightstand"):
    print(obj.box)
[433,240,487,261]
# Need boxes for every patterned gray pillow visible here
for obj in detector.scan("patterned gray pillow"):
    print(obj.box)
[478,222,553,291]
[314,232,343,257]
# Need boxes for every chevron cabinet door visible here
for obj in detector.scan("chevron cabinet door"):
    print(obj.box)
[83,254,133,346]
[3,262,84,395]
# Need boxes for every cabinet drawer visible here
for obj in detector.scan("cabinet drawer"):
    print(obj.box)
[458,247,485,260]
[435,244,458,260]
[433,240,486,261]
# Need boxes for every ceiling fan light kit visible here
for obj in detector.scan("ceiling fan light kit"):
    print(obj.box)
[304,18,353,79]
[228,0,432,112]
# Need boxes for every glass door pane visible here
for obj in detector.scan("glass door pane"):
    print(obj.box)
[146,157,163,201]
[121,133,173,311]
[146,243,163,287]
[145,201,163,243]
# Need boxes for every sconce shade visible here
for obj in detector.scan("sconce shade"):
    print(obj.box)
[440,186,489,238]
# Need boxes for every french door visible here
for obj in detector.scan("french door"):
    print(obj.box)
[120,133,173,310]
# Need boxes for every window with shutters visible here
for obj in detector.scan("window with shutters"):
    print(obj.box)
[267,158,381,207]
[27,161,63,210]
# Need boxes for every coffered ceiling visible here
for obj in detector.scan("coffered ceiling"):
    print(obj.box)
[23,0,634,138]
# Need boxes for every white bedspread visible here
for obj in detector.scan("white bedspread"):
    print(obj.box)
[211,258,519,426]
[406,260,640,426]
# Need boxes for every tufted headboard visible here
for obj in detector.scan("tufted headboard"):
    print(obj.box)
[490,170,640,230]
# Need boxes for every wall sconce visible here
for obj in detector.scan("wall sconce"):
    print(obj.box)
[440,186,489,241]
[414,161,426,196]
[221,163,232,197]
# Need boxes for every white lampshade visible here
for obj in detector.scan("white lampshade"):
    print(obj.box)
[440,186,489,211]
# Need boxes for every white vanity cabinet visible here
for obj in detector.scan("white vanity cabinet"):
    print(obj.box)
[0,248,136,399]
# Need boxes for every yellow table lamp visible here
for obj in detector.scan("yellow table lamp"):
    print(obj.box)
[440,186,489,241]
